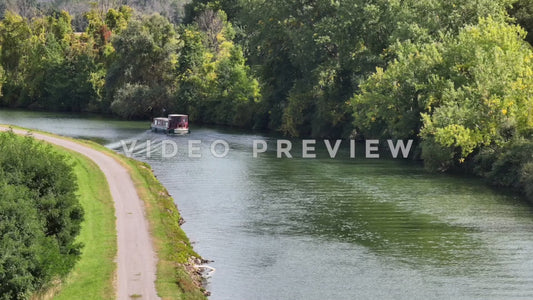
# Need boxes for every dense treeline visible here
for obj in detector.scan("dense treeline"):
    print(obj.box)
[353,18,533,199]
[186,0,516,137]
[0,6,260,125]
[2,1,533,198]
[184,0,533,201]
[0,131,83,299]
[0,0,187,26]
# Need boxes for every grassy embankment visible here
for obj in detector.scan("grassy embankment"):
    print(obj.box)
[117,151,207,299]
[3,126,206,299]
[49,147,116,300]
[75,139,207,299]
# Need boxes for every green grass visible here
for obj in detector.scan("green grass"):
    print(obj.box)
[52,147,117,300]
[73,137,207,299]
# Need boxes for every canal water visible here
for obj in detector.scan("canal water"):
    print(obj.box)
[2,110,533,299]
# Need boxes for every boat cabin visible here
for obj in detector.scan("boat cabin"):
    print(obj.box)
[151,114,189,134]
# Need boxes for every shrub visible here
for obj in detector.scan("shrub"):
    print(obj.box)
[0,183,42,299]
[520,161,533,202]
[483,140,533,190]
[420,137,456,172]
[0,131,83,297]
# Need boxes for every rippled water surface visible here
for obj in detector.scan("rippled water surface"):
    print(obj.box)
[2,110,533,300]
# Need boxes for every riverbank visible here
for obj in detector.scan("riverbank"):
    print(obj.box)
[4,116,533,299]
[46,146,116,299]
[111,147,208,299]
[2,125,207,299]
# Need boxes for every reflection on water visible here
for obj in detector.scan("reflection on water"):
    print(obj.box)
[2,110,533,299]
[0,109,147,143]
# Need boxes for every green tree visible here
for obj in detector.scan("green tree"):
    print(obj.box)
[0,10,104,112]
[235,0,512,136]
[27,11,102,112]
[421,19,533,166]
[107,13,181,118]
[184,0,243,24]
[352,18,533,171]
[0,64,4,97]
[0,11,32,106]
[0,183,42,299]
[175,11,260,127]
[174,25,209,121]
[105,5,133,33]
[84,6,135,111]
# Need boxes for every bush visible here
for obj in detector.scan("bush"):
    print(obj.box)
[473,139,533,203]
[111,83,170,119]
[0,131,83,297]
[483,140,533,190]
[521,162,533,202]
[420,137,456,172]
[0,183,42,299]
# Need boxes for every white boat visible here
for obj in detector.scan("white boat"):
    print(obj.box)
[151,114,190,134]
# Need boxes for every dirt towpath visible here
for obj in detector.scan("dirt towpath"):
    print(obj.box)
[3,127,160,300]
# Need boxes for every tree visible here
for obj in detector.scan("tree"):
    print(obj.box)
[107,13,181,118]
[352,18,533,171]
[0,183,42,299]
[184,0,243,24]
[0,64,4,97]
[234,0,512,137]
[0,11,32,106]
[421,19,533,166]
[0,10,104,112]
[175,11,260,127]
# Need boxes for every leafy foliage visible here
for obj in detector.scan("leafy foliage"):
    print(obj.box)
[0,10,104,111]
[0,7,260,126]
[352,17,533,200]
[0,0,186,24]
[107,13,180,118]
[215,0,512,137]
[354,18,533,167]
[0,131,83,298]
[0,183,42,299]
[3,0,533,198]
[509,0,533,45]
[176,11,260,127]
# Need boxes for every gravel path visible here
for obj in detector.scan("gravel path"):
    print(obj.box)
[3,128,160,300]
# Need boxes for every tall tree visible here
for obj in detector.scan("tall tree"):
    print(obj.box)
[175,11,260,126]
[235,0,513,137]
[107,13,181,118]
[0,11,32,106]
[352,18,533,171]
